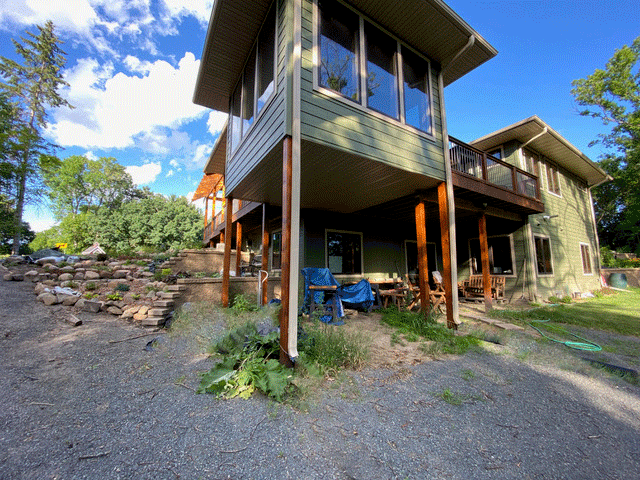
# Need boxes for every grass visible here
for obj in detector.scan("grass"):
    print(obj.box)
[489,288,640,337]
[381,307,480,355]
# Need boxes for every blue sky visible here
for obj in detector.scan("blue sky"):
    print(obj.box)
[0,0,638,232]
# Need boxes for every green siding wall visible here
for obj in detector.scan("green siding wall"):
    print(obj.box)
[299,0,446,180]
[225,0,288,193]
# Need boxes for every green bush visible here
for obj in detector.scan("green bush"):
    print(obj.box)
[107,293,122,301]
[231,294,259,315]
[115,283,130,292]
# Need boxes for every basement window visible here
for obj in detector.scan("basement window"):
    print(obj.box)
[468,235,515,276]
[326,230,362,275]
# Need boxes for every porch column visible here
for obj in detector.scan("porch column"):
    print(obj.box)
[235,221,242,276]
[222,195,233,307]
[437,182,456,329]
[478,212,492,311]
[261,203,270,307]
[280,136,295,367]
[415,200,431,313]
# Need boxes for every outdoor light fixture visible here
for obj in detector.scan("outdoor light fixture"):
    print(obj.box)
[543,215,559,222]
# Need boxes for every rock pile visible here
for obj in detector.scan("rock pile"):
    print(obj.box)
[3,258,181,327]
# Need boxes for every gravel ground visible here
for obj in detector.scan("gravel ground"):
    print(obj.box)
[1,279,639,480]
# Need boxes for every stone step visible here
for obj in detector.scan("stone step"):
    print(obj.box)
[167,284,187,291]
[160,291,182,299]
[153,299,174,308]
[148,307,171,316]
[142,316,166,326]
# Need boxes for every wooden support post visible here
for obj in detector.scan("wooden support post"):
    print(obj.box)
[415,200,431,313]
[222,195,233,308]
[261,204,270,307]
[279,137,294,367]
[235,222,242,277]
[220,231,224,244]
[204,196,209,229]
[437,182,456,329]
[478,212,492,311]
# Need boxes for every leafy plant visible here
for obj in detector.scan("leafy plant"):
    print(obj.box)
[115,282,130,292]
[83,292,98,299]
[132,293,141,300]
[231,293,259,315]
[85,281,97,291]
[106,292,122,301]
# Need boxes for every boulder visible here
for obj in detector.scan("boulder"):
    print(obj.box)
[112,270,128,279]
[3,274,13,281]
[137,305,150,316]
[24,270,39,281]
[61,266,75,273]
[73,272,85,281]
[34,283,47,295]
[121,305,140,318]
[99,270,112,279]
[59,273,73,282]
[38,292,59,305]
[82,300,101,313]
[60,295,79,306]
[133,312,147,321]
[107,306,123,315]
[84,270,100,280]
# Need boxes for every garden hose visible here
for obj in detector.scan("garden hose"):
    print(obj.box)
[528,319,602,352]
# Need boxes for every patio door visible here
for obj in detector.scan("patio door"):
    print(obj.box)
[405,240,438,282]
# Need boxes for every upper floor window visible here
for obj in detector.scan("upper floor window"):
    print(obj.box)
[315,0,433,135]
[402,46,431,133]
[522,149,540,176]
[318,0,360,101]
[487,147,502,160]
[229,3,277,153]
[546,162,561,196]
[365,22,399,119]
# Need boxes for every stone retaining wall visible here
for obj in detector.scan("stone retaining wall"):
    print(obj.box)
[168,248,250,274]
[602,268,640,288]
[177,276,281,306]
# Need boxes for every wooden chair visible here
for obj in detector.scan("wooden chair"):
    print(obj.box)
[405,274,421,310]
[430,271,446,313]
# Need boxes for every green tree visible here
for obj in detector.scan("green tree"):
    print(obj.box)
[43,155,137,219]
[0,21,72,254]
[0,195,35,254]
[571,36,640,253]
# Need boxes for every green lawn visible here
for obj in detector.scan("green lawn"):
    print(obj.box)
[490,288,640,337]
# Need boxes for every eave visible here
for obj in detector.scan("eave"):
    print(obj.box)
[203,122,228,175]
[193,0,497,112]
[470,116,611,187]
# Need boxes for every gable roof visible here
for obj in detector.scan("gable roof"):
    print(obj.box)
[193,0,497,112]
[470,116,611,187]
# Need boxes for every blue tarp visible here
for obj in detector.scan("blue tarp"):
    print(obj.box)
[301,268,374,324]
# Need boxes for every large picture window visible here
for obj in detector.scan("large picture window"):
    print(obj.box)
[228,4,277,153]
[469,235,514,275]
[318,0,360,101]
[365,22,399,119]
[326,230,362,274]
[534,235,553,275]
[315,0,433,135]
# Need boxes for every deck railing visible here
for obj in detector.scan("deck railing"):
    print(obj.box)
[449,136,540,200]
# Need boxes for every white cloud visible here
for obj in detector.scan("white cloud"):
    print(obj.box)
[207,111,227,136]
[191,143,212,169]
[169,158,180,168]
[126,162,162,185]
[48,53,207,150]
[161,0,213,27]
[84,150,99,161]
[166,169,175,178]
[186,190,206,213]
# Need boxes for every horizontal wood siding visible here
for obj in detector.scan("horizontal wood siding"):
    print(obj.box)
[299,0,446,181]
[532,164,601,297]
[225,0,288,193]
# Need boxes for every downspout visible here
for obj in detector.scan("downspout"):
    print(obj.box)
[438,35,475,325]
[520,126,548,150]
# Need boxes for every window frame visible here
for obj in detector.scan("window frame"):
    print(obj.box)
[487,146,504,161]
[545,160,562,197]
[580,242,593,275]
[325,229,364,276]
[228,3,278,154]
[467,234,517,277]
[404,239,439,278]
[312,0,435,140]
[270,229,282,272]
[533,234,554,276]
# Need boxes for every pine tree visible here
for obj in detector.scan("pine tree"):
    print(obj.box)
[0,21,72,254]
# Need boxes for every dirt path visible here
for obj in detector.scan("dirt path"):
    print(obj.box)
[1,279,639,479]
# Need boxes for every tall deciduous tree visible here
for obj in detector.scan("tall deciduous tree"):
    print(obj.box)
[43,155,138,219]
[0,21,72,254]
[571,36,640,253]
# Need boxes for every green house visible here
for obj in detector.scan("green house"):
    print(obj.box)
[192,0,608,362]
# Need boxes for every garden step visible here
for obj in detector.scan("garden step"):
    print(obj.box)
[148,307,171,316]
[142,316,166,326]
[159,291,182,299]
[166,284,186,292]
[153,300,174,308]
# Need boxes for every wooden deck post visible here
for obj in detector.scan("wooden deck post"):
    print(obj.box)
[279,137,294,367]
[415,200,431,313]
[222,195,233,308]
[478,212,492,311]
[437,182,456,329]
[235,221,242,277]
[261,203,270,307]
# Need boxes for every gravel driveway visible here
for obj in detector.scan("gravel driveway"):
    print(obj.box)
[1,279,639,479]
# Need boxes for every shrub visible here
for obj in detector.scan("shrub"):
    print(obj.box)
[115,283,130,292]
[231,294,259,315]
[96,253,108,262]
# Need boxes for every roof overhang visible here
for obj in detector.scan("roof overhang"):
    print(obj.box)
[193,0,497,112]
[203,122,227,175]
[192,173,223,201]
[470,116,611,187]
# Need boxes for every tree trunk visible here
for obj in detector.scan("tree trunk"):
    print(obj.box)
[11,155,27,255]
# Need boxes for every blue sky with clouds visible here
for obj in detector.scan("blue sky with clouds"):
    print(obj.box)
[0,0,638,232]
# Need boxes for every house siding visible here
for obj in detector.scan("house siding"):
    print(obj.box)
[225,0,288,194]
[299,0,446,180]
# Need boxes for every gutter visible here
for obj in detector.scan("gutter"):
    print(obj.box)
[520,126,547,149]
